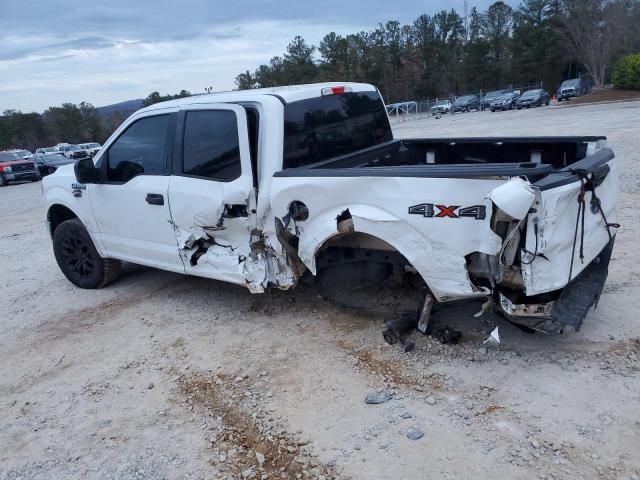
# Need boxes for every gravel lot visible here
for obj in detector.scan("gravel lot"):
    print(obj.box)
[1,101,639,480]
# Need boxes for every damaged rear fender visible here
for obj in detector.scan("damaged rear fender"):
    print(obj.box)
[295,204,487,301]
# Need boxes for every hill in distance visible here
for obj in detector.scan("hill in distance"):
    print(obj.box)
[96,99,144,117]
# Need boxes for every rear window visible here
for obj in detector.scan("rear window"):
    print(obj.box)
[283,91,392,169]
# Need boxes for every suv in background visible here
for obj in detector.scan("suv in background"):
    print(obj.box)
[56,143,90,160]
[78,142,102,157]
[36,147,60,155]
[430,100,452,115]
[557,78,590,101]
[0,151,41,186]
[452,95,479,113]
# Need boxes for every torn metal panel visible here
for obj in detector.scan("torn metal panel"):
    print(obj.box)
[486,177,535,220]
[174,221,299,293]
[498,293,554,318]
[522,161,619,295]
[269,175,506,301]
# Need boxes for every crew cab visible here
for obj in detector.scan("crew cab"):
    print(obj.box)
[0,151,41,186]
[42,82,619,334]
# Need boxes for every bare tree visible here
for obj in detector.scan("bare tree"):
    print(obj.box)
[558,0,631,87]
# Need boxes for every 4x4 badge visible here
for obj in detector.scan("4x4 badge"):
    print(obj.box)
[408,203,486,220]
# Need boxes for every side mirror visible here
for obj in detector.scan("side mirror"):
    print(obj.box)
[74,157,99,183]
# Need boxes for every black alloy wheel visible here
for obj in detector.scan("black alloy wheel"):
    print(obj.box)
[59,235,97,281]
[53,218,121,288]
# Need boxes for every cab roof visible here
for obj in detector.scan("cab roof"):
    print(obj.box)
[137,82,378,114]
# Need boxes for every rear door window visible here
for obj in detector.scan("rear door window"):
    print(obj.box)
[283,91,392,169]
[182,110,241,181]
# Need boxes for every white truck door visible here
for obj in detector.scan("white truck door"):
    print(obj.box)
[89,111,184,272]
[168,104,257,286]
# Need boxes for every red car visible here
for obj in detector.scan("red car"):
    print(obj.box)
[0,150,41,186]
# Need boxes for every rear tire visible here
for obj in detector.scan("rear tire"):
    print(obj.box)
[53,218,121,288]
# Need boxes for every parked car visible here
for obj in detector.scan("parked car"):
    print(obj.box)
[0,151,41,186]
[430,100,452,115]
[557,78,590,101]
[56,144,90,160]
[490,92,520,111]
[515,89,551,109]
[34,153,74,176]
[42,82,619,335]
[8,149,33,160]
[78,142,102,157]
[36,147,61,155]
[452,95,480,113]
[481,89,509,110]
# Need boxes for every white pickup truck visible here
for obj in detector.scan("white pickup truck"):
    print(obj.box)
[43,82,619,334]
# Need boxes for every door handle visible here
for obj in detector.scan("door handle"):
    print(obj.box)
[145,193,164,205]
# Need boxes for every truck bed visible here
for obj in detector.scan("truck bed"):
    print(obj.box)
[274,137,610,182]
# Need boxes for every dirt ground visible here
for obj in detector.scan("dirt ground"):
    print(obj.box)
[1,101,639,480]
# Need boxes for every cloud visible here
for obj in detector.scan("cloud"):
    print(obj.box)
[0,36,117,61]
[0,0,508,111]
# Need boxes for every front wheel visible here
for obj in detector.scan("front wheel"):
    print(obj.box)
[0,175,6,187]
[53,218,121,288]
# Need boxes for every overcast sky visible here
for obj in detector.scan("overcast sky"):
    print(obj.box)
[1,0,508,112]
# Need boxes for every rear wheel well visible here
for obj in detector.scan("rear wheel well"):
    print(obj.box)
[48,204,78,237]
[314,232,427,312]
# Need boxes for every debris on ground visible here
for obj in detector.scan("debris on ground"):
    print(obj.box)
[406,427,425,440]
[483,326,500,347]
[434,327,462,345]
[365,390,393,404]
[382,314,418,352]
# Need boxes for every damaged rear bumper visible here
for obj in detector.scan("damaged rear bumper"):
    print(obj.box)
[496,237,615,334]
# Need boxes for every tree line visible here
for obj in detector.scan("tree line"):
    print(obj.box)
[0,90,192,152]
[235,0,640,102]
[0,103,109,153]
[2,0,638,152]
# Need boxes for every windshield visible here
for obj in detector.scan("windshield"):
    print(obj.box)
[435,100,449,106]
[44,154,68,162]
[44,147,57,152]
[485,90,504,98]
[283,90,392,169]
[67,145,81,151]
[521,90,541,99]
[561,79,580,88]
[455,96,475,104]
[87,143,100,148]
[0,152,24,161]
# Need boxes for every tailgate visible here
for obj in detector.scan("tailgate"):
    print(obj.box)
[522,147,619,295]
